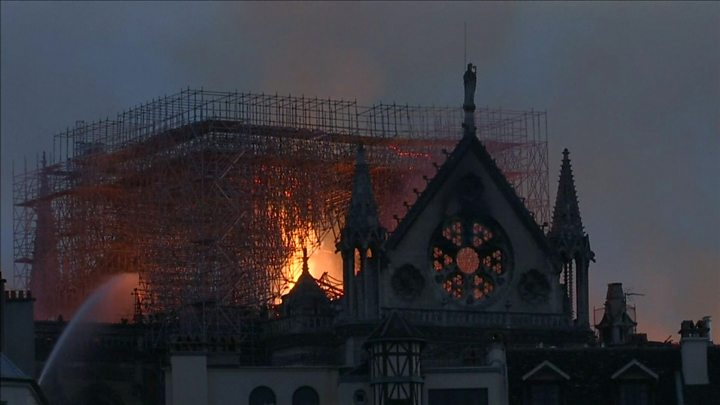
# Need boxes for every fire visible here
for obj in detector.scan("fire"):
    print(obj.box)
[281,229,343,298]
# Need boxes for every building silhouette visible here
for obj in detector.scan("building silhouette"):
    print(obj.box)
[161,65,718,405]
[4,66,718,405]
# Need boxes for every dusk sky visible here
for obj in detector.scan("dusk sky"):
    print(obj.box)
[1,2,718,341]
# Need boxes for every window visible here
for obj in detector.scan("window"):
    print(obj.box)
[249,386,276,405]
[354,248,362,275]
[78,383,124,405]
[430,216,511,305]
[292,386,320,405]
[386,400,412,405]
[353,389,367,405]
[611,359,657,405]
[618,383,650,405]
[526,384,560,405]
[428,388,488,405]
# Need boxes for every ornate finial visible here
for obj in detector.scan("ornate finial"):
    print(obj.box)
[357,143,367,165]
[463,63,477,138]
[301,246,310,275]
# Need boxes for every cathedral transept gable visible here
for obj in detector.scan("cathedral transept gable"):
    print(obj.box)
[383,135,563,315]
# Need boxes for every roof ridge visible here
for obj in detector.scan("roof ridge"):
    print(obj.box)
[388,135,555,258]
[366,310,424,342]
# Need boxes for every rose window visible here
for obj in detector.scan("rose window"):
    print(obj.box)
[430,216,511,304]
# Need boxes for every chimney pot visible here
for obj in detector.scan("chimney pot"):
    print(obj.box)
[680,318,710,385]
[702,316,712,342]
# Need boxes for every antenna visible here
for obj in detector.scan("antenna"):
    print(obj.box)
[464,22,467,67]
[625,292,645,303]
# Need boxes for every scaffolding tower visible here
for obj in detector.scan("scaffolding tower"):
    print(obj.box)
[13,89,549,342]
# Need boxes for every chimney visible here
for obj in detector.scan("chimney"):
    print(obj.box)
[703,316,712,343]
[3,286,36,376]
[679,318,710,385]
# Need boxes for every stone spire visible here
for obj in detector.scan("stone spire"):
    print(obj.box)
[548,149,587,255]
[338,144,385,251]
[338,144,386,319]
[548,148,594,328]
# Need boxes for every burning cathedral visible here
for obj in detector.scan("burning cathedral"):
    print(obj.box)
[3,66,717,405]
[160,65,716,405]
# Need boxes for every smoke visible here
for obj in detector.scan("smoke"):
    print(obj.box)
[83,272,139,323]
[1,2,718,341]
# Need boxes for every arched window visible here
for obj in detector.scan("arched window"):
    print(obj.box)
[292,386,320,405]
[78,382,124,405]
[353,389,367,405]
[249,386,276,405]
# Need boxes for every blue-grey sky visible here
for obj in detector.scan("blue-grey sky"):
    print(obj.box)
[1,2,718,341]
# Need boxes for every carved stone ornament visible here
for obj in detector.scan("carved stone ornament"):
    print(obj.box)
[391,264,425,301]
[458,174,484,211]
[517,269,551,305]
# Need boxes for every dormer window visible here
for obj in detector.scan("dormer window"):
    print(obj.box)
[527,383,561,405]
[611,359,657,405]
[618,382,651,405]
[522,360,570,405]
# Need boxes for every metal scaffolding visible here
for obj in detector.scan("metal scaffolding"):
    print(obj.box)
[13,89,549,341]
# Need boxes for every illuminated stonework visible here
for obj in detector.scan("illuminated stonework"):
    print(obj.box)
[456,247,479,274]
[430,216,511,305]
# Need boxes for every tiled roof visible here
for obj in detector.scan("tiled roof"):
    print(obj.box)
[507,346,682,405]
[366,310,424,343]
[281,249,331,312]
[1,353,49,404]
[0,353,30,380]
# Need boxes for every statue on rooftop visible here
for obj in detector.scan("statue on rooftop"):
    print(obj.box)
[463,63,477,112]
